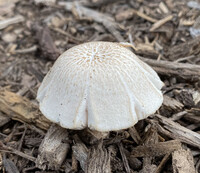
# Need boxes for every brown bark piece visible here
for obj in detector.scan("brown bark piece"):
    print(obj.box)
[140,57,200,82]
[166,36,200,60]
[131,140,182,157]
[172,149,195,173]
[33,25,60,60]
[118,143,131,173]
[2,157,20,173]
[128,127,142,145]
[128,155,142,170]
[0,112,10,127]
[86,143,111,173]
[36,124,69,170]
[72,142,88,172]
[155,114,200,149]
[142,128,159,168]
[139,164,157,173]
[162,95,184,111]
[0,89,51,130]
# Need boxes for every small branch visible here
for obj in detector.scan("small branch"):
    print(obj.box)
[0,89,51,130]
[140,57,200,82]
[118,143,131,173]
[0,15,24,30]
[150,15,173,31]
[154,114,200,149]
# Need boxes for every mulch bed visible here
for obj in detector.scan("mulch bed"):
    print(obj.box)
[0,0,200,172]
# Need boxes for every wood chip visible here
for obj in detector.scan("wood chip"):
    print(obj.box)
[140,56,200,82]
[128,127,142,145]
[2,33,17,43]
[72,140,88,172]
[0,15,24,30]
[159,2,169,14]
[36,124,70,170]
[0,89,51,130]
[140,164,157,173]
[131,140,182,157]
[172,149,195,173]
[150,15,173,31]
[118,143,131,173]
[155,153,171,173]
[0,112,10,127]
[86,143,111,173]
[2,157,19,173]
[166,36,200,60]
[154,114,200,149]
[162,95,184,111]
[33,25,60,60]
[116,9,158,23]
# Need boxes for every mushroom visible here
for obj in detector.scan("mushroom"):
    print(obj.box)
[37,41,163,132]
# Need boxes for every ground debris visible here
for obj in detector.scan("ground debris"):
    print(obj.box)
[0,15,24,30]
[140,57,200,82]
[86,142,111,173]
[162,95,184,112]
[0,0,200,172]
[32,24,60,60]
[172,148,195,173]
[36,124,69,170]
[131,140,182,157]
[166,36,200,61]
[0,89,51,130]
[59,1,125,42]
[153,114,200,149]
[2,156,19,173]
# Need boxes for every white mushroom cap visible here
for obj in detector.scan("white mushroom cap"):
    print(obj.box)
[37,42,163,132]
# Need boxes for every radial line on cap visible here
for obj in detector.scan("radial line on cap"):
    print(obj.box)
[123,53,163,98]
[73,72,90,128]
[116,70,144,122]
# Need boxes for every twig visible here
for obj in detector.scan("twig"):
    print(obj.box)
[18,125,27,151]
[0,15,24,30]
[33,24,60,60]
[155,153,170,173]
[0,142,36,162]
[134,10,158,23]
[128,127,142,145]
[13,45,37,54]
[154,114,200,149]
[150,15,173,31]
[50,27,83,44]
[115,8,158,23]
[140,57,200,82]
[118,143,131,173]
